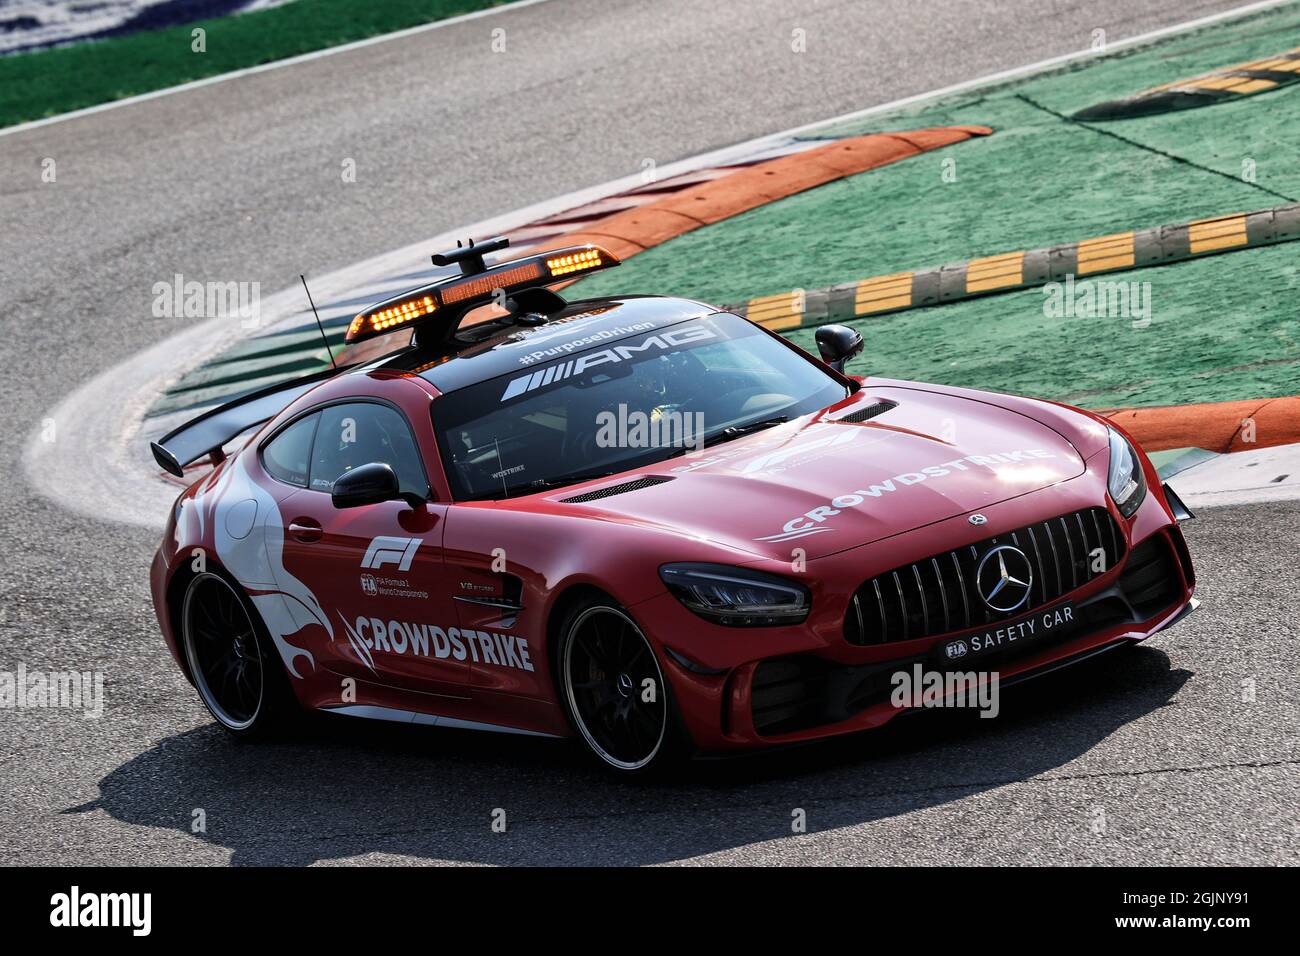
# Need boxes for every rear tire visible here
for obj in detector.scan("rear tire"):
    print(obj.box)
[181,572,297,740]
[556,596,688,776]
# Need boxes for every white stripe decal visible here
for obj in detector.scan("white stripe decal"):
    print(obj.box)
[323,705,561,737]
[754,527,835,542]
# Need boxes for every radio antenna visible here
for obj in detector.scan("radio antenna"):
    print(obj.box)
[299,274,337,370]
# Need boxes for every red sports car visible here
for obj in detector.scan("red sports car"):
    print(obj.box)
[150,239,1197,774]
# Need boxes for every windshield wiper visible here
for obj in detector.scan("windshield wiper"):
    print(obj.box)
[701,416,789,448]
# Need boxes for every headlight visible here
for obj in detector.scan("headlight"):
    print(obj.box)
[659,563,810,627]
[1106,427,1147,518]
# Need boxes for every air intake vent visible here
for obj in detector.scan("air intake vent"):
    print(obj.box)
[835,400,896,424]
[562,475,673,503]
[1118,534,1182,619]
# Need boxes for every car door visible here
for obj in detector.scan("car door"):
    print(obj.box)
[272,399,468,695]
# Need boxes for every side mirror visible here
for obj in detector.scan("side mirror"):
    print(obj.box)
[815,324,864,373]
[332,462,402,509]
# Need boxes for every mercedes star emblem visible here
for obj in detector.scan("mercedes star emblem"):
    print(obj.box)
[976,545,1034,613]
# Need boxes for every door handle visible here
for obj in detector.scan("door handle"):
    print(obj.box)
[288,518,322,542]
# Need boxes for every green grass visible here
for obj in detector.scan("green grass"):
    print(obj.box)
[781,242,1300,410]
[143,0,1300,417]
[569,3,1300,408]
[0,0,509,129]
[570,104,1278,306]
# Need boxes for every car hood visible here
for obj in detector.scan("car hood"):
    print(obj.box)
[553,386,1088,559]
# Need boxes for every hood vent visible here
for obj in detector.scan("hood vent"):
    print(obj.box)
[835,400,897,424]
[562,475,674,503]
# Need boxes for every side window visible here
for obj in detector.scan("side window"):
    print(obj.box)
[309,403,429,498]
[261,413,319,487]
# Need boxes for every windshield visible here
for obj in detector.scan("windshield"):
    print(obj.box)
[432,312,848,500]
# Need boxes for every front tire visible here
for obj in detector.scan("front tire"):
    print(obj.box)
[181,572,296,739]
[557,598,687,775]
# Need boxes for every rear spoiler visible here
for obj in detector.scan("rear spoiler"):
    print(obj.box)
[149,366,346,478]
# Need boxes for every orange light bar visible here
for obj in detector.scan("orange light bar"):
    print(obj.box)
[349,294,437,340]
[439,262,545,305]
[345,243,619,344]
[546,247,607,277]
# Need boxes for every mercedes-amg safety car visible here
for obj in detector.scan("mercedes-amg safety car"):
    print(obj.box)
[149,238,1198,773]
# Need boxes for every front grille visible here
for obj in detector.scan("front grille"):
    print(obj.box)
[561,475,673,502]
[843,507,1124,646]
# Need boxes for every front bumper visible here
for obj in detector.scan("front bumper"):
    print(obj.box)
[632,464,1196,753]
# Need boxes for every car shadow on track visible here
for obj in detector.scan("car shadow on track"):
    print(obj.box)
[72,645,1190,865]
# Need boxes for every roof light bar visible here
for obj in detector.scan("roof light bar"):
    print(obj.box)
[347,294,437,340]
[546,248,606,276]
[345,242,619,344]
[439,262,545,305]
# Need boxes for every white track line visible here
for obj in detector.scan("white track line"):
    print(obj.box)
[3,0,1291,142]
[0,0,559,140]
[770,0,1297,141]
[25,0,1300,527]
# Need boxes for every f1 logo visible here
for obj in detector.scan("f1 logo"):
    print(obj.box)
[361,536,421,572]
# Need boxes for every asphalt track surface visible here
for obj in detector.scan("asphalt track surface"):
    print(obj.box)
[2,0,1296,865]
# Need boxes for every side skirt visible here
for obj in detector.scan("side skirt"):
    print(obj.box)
[321,703,563,738]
